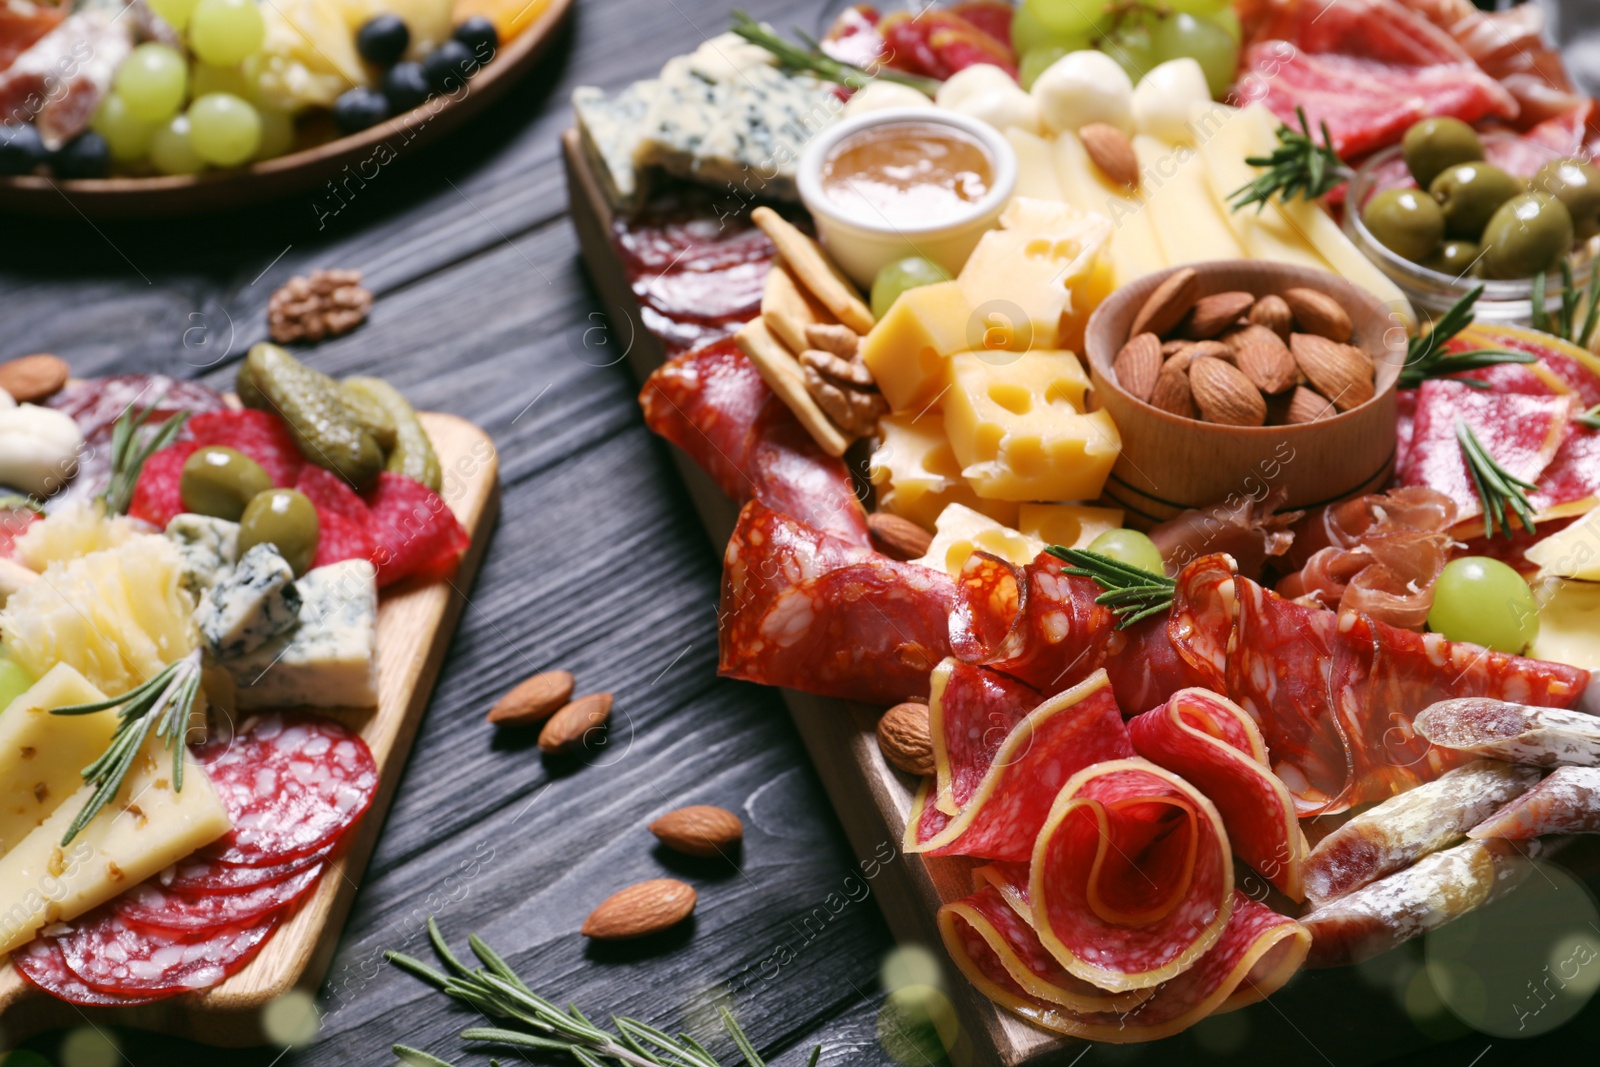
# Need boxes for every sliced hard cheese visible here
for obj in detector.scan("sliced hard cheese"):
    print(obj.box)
[1526,512,1600,580]
[1529,578,1600,671]
[913,503,1044,577]
[1017,504,1124,549]
[861,280,975,412]
[1006,128,1065,201]
[0,732,230,955]
[0,665,115,855]
[221,560,379,709]
[869,413,1019,531]
[1051,130,1166,287]
[1131,134,1245,266]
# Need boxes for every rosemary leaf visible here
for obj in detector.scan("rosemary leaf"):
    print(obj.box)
[99,399,188,516]
[1045,547,1176,629]
[1456,419,1537,539]
[729,10,940,95]
[1579,403,1600,430]
[1228,107,1351,212]
[393,1046,458,1067]
[1400,286,1534,389]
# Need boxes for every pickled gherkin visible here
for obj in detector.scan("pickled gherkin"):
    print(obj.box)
[337,383,398,451]
[343,375,442,491]
[239,343,384,489]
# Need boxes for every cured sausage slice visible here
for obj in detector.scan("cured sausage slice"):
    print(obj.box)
[906,666,1132,861]
[1415,698,1600,767]
[1030,759,1234,992]
[1128,690,1309,900]
[1470,766,1600,839]
[114,865,322,933]
[718,500,953,704]
[12,938,159,1007]
[58,911,279,996]
[1303,760,1539,906]
[163,839,335,895]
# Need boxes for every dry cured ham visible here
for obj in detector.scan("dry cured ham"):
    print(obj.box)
[1470,767,1600,839]
[1302,760,1539,906]
[718,499,954,704]
[1414,698,1600,767]
[1148,487,1300,583]
[1128,690,1308,900]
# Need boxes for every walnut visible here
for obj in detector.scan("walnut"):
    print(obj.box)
[803,322,860,358]
[268,269,373,344]
[802,364,886,435]
[799,347,874,389]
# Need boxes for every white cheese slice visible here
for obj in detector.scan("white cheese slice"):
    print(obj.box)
[1132,133,1245,266]
[1052,129,1166,286]
[1526,512,1600,581]
[0,664,116,855]
[221,560,379,709]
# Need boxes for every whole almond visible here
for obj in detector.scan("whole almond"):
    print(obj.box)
[0,354,69,403]
[538,692,613,753]
[878,701,935,776]
[868,512,933,561]
[1283,288,1353,342]
[1180,291,1255,340]
[487,670,575,726]
[649,805,744,858]
[1160,339,1193,358]
[1285,386,1337,424]
[1290,334,1375,412]
[1149,363,1197,418]
[1112,332,1162,402]
[1248,295,1294,341]
[1128,268,1199,339]
[582,879,697,939]
[1186,339,1235,365]
[1229,327,1297,395]
[1080,123,1139,189]
[1190,356,1267,426]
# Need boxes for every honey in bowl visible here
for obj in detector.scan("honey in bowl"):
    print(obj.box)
[820,121,993,228]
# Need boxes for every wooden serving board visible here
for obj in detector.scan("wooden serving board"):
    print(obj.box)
[0,411,499,1047]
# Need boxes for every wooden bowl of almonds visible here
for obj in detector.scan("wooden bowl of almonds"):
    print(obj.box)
[1084,260,1406,525]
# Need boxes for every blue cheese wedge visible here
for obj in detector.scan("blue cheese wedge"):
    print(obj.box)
[165,513,240,597]
[195,543,301,658]
[573,80,656,213]
[220,559,378,709]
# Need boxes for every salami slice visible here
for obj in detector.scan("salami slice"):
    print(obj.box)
[1414,698,1600,767]
[59,911,278,995]
[1303,760,1539,906]
[196,714,377,867]
[1129,690,1309,900]
[639,339,869,546]
[185,409,304,488]
[12,937,160,1007]
[718,500,954,704]
[114,864,322,933]
[163,839,335,895]
[295,466,377,570]
[362,472,470,587]
[906,665,1132,860]
[1470,766,1600,839]
[1030,759,1234,992]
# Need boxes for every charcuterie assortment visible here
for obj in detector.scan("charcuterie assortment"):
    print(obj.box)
[0,344,475,1011]
[565,0,1600,1053]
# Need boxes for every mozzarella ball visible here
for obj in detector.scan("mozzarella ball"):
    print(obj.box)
[950,85,1042,134]
[1031,50,1134,135]
[935,64,1018,112]
[843,80,935,117]
[1133,58,1211,144]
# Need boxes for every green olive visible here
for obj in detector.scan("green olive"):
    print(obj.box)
[180,446,273,521]
[1429,162,1521,240]
[1480,192,1576,280]
[1403,117,1484,189]
[1362,188,1445,263]
[1424,240,1483,276]
[1531,159,1600,239]
[238,488,321,577]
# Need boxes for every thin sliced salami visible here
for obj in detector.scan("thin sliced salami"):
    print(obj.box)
[59,912,278,996]
[196,714,377,867]
[163,839,335,895]
[1470,766,1600,839]
[12,938,160,1007]
[115,864,322,933]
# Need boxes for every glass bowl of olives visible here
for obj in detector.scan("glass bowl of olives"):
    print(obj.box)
[1341,118,1600,325]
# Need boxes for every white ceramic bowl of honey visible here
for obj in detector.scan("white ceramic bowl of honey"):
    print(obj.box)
[797,108,1017,288]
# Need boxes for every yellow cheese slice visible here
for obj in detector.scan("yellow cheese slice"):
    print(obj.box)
[0,732,230,955]
[1529,578,1600,671]
[869,413,1019,530]
[1131,134,1245,266]
[1526,511,1600,580]
[0,665,116,855]
[1051,130,1166,287]
[1017,504,1124,550]
[1194,105,1334,273]
[861,280,975,412]
[913,504,1044,576]
[1006,128,1066,201]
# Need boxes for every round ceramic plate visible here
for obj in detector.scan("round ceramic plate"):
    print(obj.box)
[0,0,574,219]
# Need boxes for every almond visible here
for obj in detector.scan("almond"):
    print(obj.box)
[1290,334,1375,412]
[486,670,574,726]
[1248,295,1294,341]
[1149,362,1198,419]
[1283,288,1353,342]
[1079,123,1139,190]
[1180,291,1254,340]
[1128,267,1199,340]
[1285,386,1337,424]
[1160,339,1193,358]
[649,805,744,858]
[1112,332,1162,402]
[581,879,697,939]
[538,692,613,753]
[877,701,935,776]
[0,354,69,403]
[868,512,933,561]
[1228,327,1298,395]
[1190,356,1267,426]
[1186,339,1235,365]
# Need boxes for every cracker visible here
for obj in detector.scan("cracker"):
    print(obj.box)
[751,206,875,334]
[762,263,833,355]
[734,319,852,457]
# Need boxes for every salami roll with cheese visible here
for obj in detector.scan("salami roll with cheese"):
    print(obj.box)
[1415,698,1600,768]
[1470,766,1600,839]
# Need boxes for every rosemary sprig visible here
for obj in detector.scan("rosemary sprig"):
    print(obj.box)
[1045,547,1176,629]
[1530,258,1600,350]
[1579,403,1600,431]
[1456,420,1537,539]
[1400,286,1535,390]
[50,650,202,846]
[1228,107,1351,213]
[387,918,819,1067]
[100,399,188,515]
[729,10,941,96]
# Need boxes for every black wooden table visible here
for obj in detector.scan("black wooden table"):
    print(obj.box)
[3,2,1600,1065]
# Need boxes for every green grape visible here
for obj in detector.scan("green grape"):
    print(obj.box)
[188,93,262,166]
[148,0,200,31]
[1149,12,1239,97]
[254,107,294,160]
[1019,45,1073,90]
[191,62,257,103]
[1163,0,1231,14]
[92,93,157,163]
[1100,22,1157,85]
[114,43,187,122]
[871,256,951,320]
[0,656,35,712]
[1211,7,1242,45]
[1022,0,1109,39]
[189,0,266,67]
[150,114,207,175]
[1427,557,1540,654]
[1086,529,1166,576]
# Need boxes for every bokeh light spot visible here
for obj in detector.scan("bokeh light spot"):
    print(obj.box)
[1192,1009,1249,1054]
[877,984,958,1065]
[262,988,321,1046]
[58,1028,116,1067]
[881,944,944,993]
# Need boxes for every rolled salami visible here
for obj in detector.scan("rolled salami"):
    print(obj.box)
[1470,767,1600,839]
[1415,698,1600,767]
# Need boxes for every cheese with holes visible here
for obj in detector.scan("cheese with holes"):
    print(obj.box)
[0,732,229,955]
[0,665,115,855]
[861,281,977,412]
[1529,578,1600,671]
[869,413,1019,531]
[1526,512,1600,580]
[1017,504,1124,549]
[220,560,378,709]
[913,504,1044,576]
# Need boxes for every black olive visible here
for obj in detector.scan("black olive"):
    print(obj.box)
[382,61,430,114]
[423,39,476,94]
[332,88,390,134]
[357,14,411,67]
[453,16,499,64]
[53,131,110,179]
[0,123,46,176]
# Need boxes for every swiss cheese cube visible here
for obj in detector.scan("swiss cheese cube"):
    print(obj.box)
[860,281,975,412]
[1017,504,1125,550]
[869,413,1019,530]
[913,504,1044,576]
[0,665,116,855]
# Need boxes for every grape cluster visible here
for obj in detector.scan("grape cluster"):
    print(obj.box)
[1013,0,1240,95]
